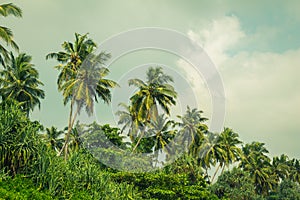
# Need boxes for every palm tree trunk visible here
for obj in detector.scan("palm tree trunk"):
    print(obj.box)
[132,130,144,153]
[58,102,73,157]
[221,164,226,174]
[58,100,80,160]
[211,163,222,183]
[64,103,80,160]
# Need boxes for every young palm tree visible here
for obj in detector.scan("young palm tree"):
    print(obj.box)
[0,53,45,115]
[46,33,118,159]
[0,3,22,66]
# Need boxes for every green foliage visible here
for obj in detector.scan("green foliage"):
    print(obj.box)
[240,142,277,196]
[0,53,45,115]
[266,179,300,200]
[0,176,52,200]
[32,149,142,199]
[0,101,44,175]
[0,3,22,66]
[112,171,218,199]
[211,167,258,200]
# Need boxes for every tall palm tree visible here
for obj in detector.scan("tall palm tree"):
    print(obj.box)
[0,3,22,66]
[0,53,45,115]
[46,33,97,104]
[46,33,118,159]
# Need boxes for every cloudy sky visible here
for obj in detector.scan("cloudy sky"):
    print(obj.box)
[4,0,300,159]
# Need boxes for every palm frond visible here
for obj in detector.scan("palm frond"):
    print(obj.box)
[0,3,22,17]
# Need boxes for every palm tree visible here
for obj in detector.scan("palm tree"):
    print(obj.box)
[0,53,45,115]
[128,66,177,123]
[68,127,82,153]
[288,158,300,184]
[199,131,220,183]
[128,66,177,151]
[46,33,97,104]
[46,33,118,159]
[147,114,176,165]
[218,128,242,172]
[0,3,22,66]
[116,102,141,142]
[239,142,276,196]
[271,154,290,183]
[177,106,208,155]
[44,126,64,153]
[210,128,242,183]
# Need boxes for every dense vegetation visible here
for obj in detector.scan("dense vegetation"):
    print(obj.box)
[0,3,299,199]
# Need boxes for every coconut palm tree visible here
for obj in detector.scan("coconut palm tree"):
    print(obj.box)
[44,126,64,153]
[218,128,242,172]
[147,114,176,165]
[198,131,220,182]
[46,33,118,159]
[210,128,242,183]
[177,106,208,155]
[116,103,141,142]
[288,158,300,184]
[271,154,290,183]
[0,53,45,115]
[46,33,97,104]
[239,142,276,196]
[128,66,177,151]
[0,3,22,66]
[128,66,177,123]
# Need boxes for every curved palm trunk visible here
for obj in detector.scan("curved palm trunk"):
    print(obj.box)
[221,164,225,174]
[58,102,73,157]
[132,126,145,153]
[58,100,80,160]
[211,163,222,183]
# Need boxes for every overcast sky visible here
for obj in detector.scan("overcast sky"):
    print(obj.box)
[4,0,300,159]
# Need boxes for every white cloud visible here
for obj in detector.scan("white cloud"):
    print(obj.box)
[179,16,300,157]
[187,16,245,66]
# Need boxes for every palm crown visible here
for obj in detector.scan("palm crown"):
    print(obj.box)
[128,66,177,123]
[0,3,22,66]
[0,53,45,115]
